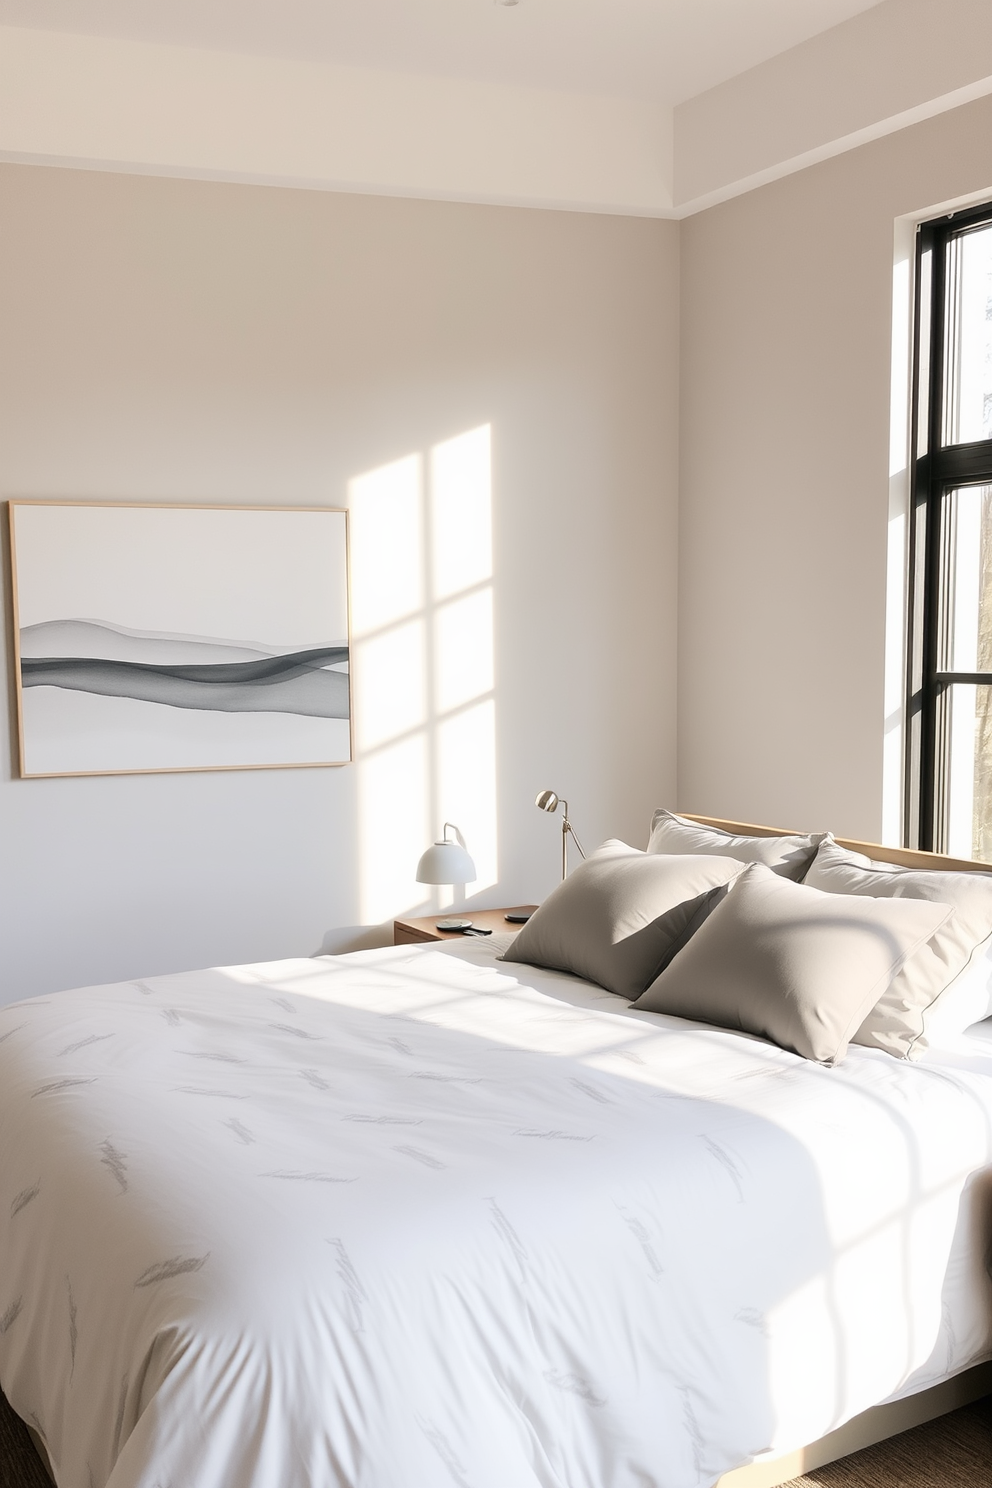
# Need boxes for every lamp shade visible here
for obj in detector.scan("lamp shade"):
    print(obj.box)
[416,836,477,885]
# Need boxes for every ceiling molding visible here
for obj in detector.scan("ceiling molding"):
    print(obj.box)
[674,0,992,212]
[673,73,992,218]
[5,2,992,223]
[0,26,674,218]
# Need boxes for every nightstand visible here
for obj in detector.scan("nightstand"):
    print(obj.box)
[393,906,538,946]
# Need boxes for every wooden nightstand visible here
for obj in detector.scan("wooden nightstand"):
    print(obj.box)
[393,906,538,946]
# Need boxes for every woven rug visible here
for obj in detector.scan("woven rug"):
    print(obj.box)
[0,1391,50,1488]
[779,1397,991,1488]
[0,1388,989,1487]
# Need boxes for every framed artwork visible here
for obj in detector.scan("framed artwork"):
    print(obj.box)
[8,502,351,778]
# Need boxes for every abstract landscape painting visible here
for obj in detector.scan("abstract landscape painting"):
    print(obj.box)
[9,503,351,777]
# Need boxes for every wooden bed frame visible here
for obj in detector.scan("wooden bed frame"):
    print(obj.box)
[18,816,992,1488]
[683,816,992,1486]
[683,814,992,877]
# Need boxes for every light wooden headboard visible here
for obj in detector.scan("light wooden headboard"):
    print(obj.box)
[682,814,992,875]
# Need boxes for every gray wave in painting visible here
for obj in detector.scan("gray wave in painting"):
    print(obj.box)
[20,621,349,720]
[19,619,287,665]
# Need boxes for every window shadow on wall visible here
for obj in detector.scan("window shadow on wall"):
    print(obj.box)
[348,424,497,928]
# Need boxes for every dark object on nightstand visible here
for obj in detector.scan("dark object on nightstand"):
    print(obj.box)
[393,907,538,945]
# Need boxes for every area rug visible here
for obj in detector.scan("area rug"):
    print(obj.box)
[782,1396,990,1487]
[0,1391,50,1488]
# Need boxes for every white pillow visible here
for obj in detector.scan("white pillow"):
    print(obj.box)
[647,809,823,882]
[906,938,992,1044]
[501,839,744,998]
[633,864,953,1065]
[804,837,992,1058]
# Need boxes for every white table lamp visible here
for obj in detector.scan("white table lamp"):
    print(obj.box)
[416,824,477,886]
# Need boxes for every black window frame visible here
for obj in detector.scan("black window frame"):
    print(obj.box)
[908,199,992,852]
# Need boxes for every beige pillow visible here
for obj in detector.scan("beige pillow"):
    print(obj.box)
[501,839,744,998]
[647,809,822,882]
[804,836,992,1058]
[633,863,953,1064]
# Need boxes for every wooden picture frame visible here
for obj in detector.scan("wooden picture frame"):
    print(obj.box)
[8,501,352,778]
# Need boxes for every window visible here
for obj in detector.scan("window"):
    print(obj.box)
[909,203,992,856]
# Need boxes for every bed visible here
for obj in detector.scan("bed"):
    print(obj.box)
[2,818,992,1488]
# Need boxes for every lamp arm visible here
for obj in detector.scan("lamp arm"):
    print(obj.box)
[557,801,586,878]
[563,819,586,859]
[537,791,586,880]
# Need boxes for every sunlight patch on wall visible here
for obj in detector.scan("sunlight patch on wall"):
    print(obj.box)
[357,733,430,926]
[438,699,497,896]
[350,426,497,925]
[355,620,427,752]
[434,589,494,714]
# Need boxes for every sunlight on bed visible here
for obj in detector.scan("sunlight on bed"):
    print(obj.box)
[349,427,497,924]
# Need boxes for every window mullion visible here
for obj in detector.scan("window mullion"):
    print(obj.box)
[917,219,946,850]
[911,201,992,858]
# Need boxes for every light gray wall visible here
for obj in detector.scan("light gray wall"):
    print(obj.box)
[678,92,992,841]
[0,164,679,1002]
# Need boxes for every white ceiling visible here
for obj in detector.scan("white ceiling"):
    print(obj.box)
[0,0,884,106]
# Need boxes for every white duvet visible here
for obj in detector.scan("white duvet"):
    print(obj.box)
[1,939,991,1488]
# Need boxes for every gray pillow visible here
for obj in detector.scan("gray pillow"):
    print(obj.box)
[501,839,744,998]
[646,809,822,882]
[632,863,953,1064]
[804,836,992,1059]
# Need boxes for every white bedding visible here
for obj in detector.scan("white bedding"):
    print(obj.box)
[1,939,991,1488]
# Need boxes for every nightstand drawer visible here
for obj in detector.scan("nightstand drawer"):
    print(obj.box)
[393,923,439,945]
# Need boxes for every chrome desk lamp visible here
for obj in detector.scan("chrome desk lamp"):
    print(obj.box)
[535,790,585,881]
